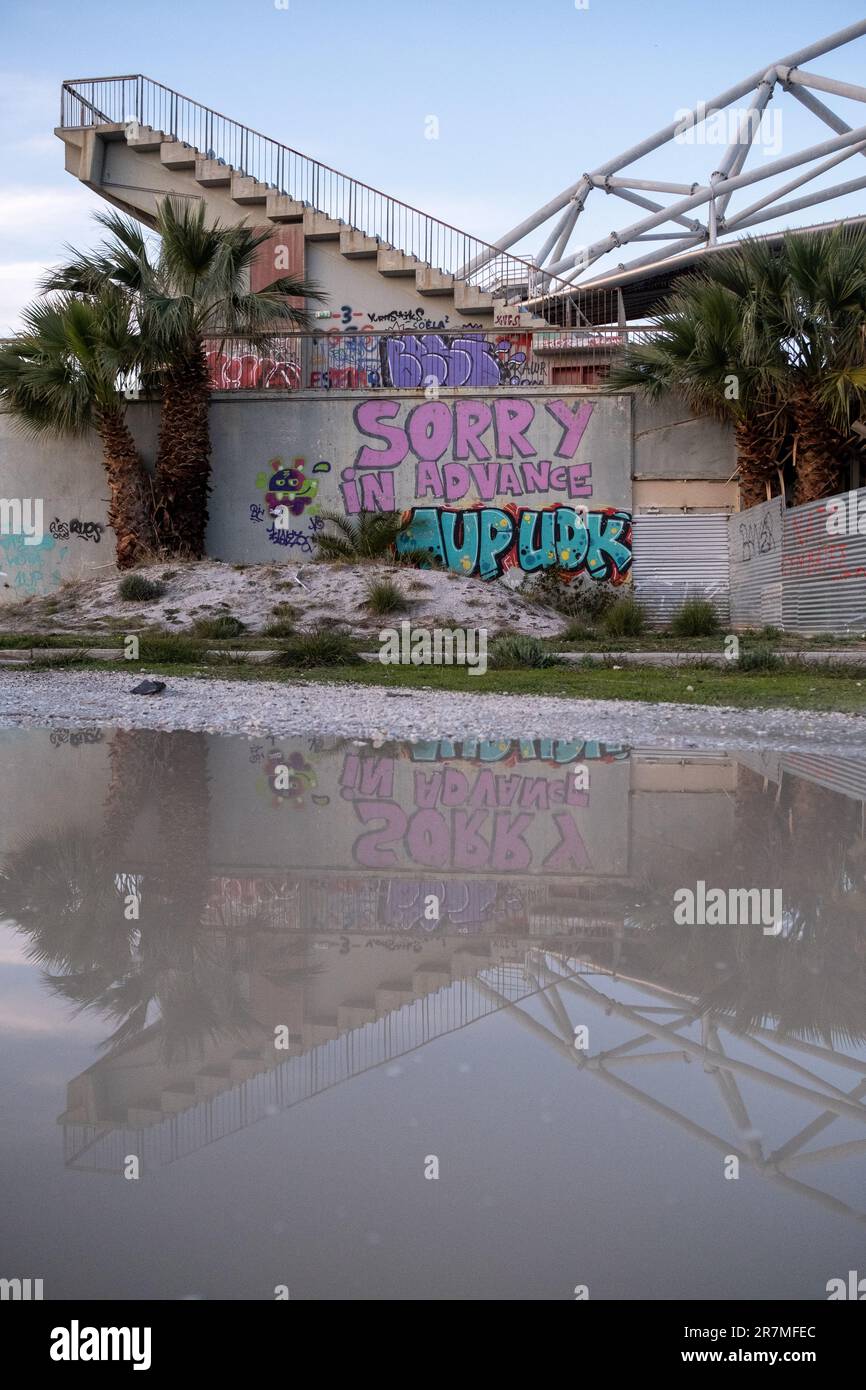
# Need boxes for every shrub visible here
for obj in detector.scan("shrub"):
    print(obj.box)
[139,633,203,663]
[315,509,408,562]
[563,620,600,643]
[528,571,616,624]
[118,574,165,602]
[263,617,296,639]
[737,644,782,672]
[603,596,646,637]
[365,577,408,615]
[274,627,361,668]
[671,598,718,637]
[488,634,563,669]
[191,614,247,639]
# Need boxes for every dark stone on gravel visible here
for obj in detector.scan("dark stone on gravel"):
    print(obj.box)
[131,679,166,695]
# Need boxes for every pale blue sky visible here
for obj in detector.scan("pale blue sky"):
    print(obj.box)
[2,0,865,330]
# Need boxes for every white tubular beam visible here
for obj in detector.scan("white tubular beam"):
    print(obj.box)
[488,18,866,267]
[550,200,582,265]
[778,65,866,104]
[783,81,866,154]
[605,183,705,233]
[603,177,697,195]
[723,173,866,233]
[534,202,578,268]
[721,139,866,230]
[546,121,866,277]
[570,234,705,284]
[712,71,777,218]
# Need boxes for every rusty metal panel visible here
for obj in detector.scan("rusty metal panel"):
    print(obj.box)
[631,513,730,626]
[729,498,783,629]
[782,491,866,635]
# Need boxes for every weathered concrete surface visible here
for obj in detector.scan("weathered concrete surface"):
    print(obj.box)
[1,388,735,602]
[0,414,113,602]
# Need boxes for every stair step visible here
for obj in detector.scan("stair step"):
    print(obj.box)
[266,192,307,221]
[126,124,165,152]
[337,1003,378,1029]
[340,229,380,258]
[302,1019,340,1046]
[230,1051,268,1080]
[411,967,453,992]
[375,985,416,1012]
[451,950,493,976]
[377,247,420,277]
[160,1083,197,1114]
[160,140,197,170]
[303,210,344,240]
[128,1100,164,1127]
[231,173,269,205]
[195,156,232,186]
[416,267,456,296]
[454,282,494,315]
[194,1066,232,1098]
[493,300,549,329]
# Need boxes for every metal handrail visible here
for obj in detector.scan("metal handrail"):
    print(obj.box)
[58,75,591,308]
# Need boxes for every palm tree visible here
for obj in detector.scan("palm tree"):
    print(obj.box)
[315,508,414,562]
[609,274,790,508]
[45,199,326,558]
[611,227,866,507]
[0,291,156,568]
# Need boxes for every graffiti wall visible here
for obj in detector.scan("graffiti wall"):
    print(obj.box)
[0,415,113,604]
[204,390,633,582]
[207,734,632,885]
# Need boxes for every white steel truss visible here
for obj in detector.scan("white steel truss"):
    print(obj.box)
[470,19,866,295]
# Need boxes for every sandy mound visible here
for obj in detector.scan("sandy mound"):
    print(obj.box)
[1,559,568,639]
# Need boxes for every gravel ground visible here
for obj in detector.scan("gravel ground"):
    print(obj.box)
[2,669,866,753]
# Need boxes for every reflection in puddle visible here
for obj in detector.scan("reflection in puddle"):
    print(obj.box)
[2,727,866,1299]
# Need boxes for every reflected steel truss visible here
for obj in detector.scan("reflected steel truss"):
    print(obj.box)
[469,19,866,296]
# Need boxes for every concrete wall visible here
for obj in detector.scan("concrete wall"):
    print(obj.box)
[632,393,736,486]
[0,414,113,602]
[1,387,735,602]
[181,389,634,582]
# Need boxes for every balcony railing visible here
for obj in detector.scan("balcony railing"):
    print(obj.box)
[197,327,653,394]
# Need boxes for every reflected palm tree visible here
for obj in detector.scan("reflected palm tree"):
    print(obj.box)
[0,729,317,1063]
[621,767,866,1048]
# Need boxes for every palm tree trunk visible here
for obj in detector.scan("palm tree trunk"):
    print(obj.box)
[154,346,211,558]
[734,417,779,509]
[94,409,156,570]
[790,383,845,507]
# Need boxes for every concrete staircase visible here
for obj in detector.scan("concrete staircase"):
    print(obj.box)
[104,949,499,1130]
[56,103,552,330]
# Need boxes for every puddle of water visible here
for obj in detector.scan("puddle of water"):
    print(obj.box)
[1,726,866,1300]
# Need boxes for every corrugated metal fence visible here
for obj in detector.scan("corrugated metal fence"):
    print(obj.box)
[729,497,783,629]
[632,491,866,633]
[780,492,866,635]
[632,514,731,626]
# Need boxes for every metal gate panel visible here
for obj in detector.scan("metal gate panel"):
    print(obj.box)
[729,498,783,629]
[782,491,866,635]
[631,513,730,627]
